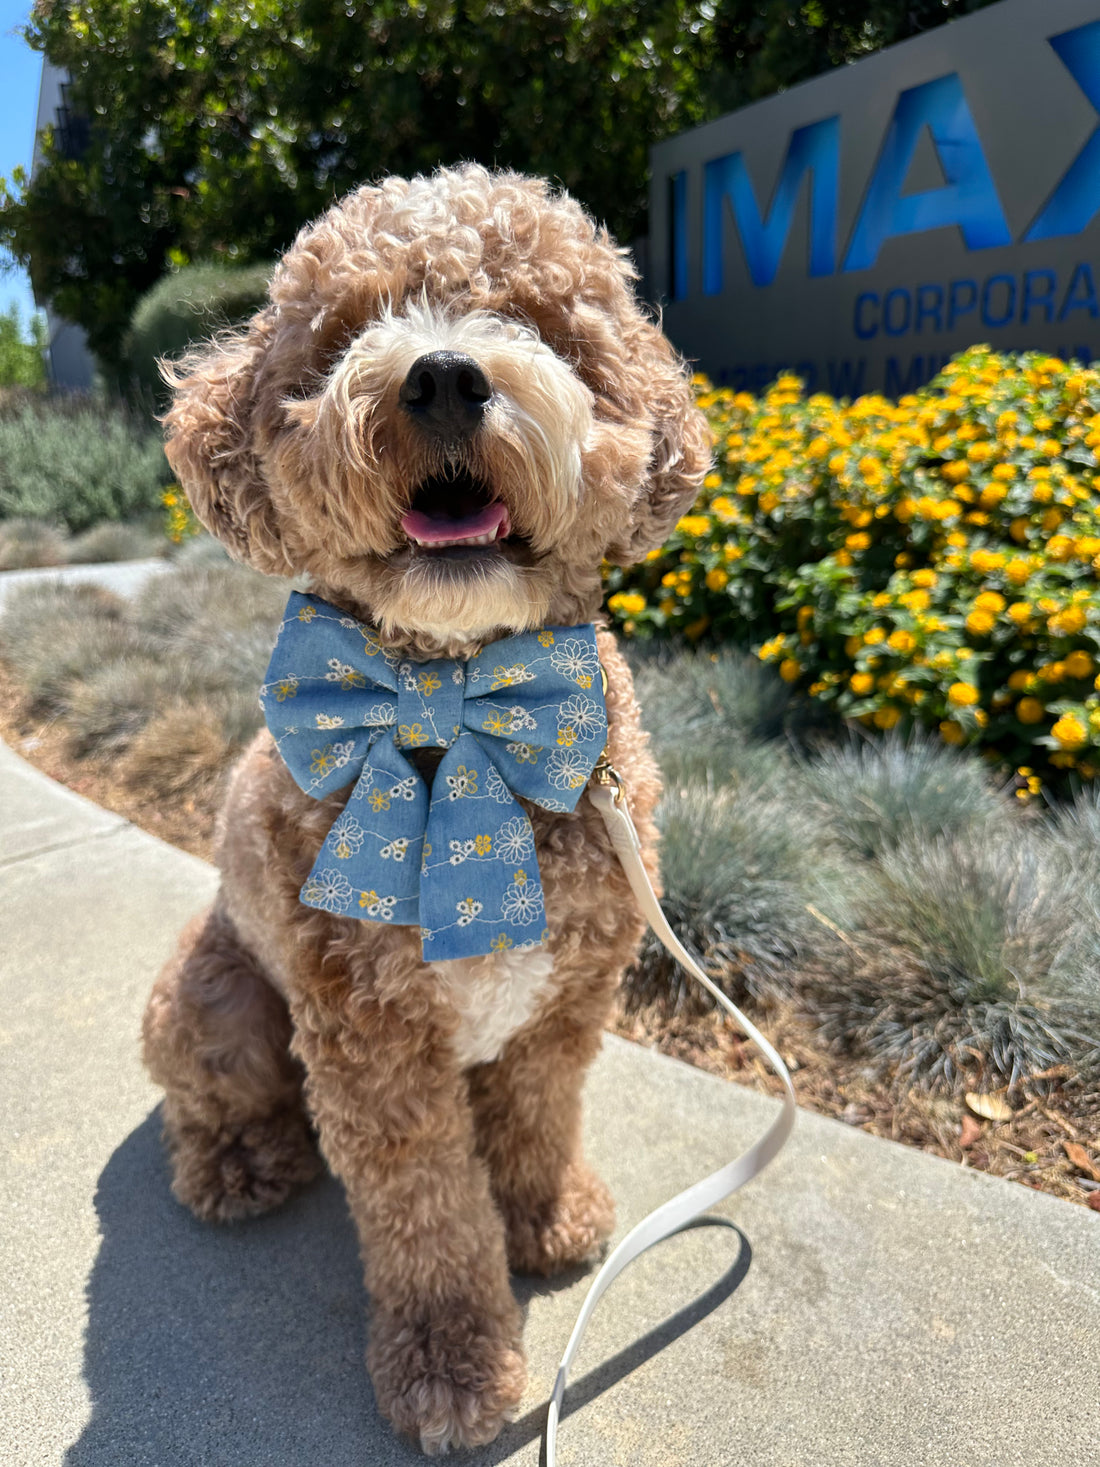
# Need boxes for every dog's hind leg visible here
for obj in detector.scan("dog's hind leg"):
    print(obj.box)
[142,902,321,1221]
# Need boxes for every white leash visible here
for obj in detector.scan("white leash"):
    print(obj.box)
[542,766,797,1465]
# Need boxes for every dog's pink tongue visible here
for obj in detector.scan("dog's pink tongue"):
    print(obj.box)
[401,501,509,544]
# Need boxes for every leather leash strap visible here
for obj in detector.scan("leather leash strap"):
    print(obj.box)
[542,773,797,1466]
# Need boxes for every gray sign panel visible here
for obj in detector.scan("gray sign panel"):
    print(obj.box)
[649,0,1100,396]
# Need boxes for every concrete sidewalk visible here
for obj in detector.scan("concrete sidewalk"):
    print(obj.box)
[0,558,173,614]
[1,738,1097,1467]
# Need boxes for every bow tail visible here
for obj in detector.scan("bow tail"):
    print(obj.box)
[418,737,548,962]
[300,735,427,927]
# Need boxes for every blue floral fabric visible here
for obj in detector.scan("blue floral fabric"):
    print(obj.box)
[259,592,608,961]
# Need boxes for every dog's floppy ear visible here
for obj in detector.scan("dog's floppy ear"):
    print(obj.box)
[161,308,293,576]
[604,320,712,566]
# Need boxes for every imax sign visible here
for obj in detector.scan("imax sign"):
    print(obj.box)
[650,0,1100,396]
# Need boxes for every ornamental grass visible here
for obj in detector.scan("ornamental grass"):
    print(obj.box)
[605,346,1100,793]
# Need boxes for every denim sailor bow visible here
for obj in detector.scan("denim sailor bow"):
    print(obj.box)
[260,592,608,961]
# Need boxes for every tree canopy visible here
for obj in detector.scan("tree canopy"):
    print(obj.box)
[1,0,996,373]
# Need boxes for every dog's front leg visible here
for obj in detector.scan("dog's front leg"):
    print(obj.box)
[288,958,526,1455]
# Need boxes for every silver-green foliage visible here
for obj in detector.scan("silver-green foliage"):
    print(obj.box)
[0,397,170,531]
[798,731,1013,859]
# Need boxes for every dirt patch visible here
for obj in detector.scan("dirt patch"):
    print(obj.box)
[3,661,1097,1211]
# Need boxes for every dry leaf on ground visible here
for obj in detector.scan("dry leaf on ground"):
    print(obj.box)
[1062,1141,1100,1182]
[965,1092,1014,1123]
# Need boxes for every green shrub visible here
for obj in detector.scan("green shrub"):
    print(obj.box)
[0,396,171,531]
[605,347,1100,791]
[124,261,272,409]
[0,516,68,570]
[67,521,166,564]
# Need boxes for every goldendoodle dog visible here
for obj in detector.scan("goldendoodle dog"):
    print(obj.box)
[142,164,709,1453]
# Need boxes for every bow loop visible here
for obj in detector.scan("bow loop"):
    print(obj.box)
[260,592,607,959]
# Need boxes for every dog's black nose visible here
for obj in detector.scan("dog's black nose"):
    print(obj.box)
[400,352,492,440]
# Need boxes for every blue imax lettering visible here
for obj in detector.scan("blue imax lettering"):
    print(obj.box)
[681,17,1100,301]
[853,262,1100,339]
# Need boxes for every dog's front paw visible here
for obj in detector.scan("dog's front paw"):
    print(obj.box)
[367,1299,527,1455]
[500,1160,615,1276]
[165,1107,321,1222]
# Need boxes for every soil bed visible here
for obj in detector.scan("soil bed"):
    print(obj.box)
[2,661,1097,1212]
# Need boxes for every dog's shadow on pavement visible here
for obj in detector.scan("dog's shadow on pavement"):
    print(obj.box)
[66,1111,751,1467]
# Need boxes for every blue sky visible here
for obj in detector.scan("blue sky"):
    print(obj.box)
[0,1,41,323]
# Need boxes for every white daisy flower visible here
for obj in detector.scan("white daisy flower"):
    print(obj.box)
[379,837,409,862]
[547,748,590,790]
[496,817,534,864]
[550,638,600,685]
[329,813,365,859]
[315,712,345,730]
[303,868,353,913]
[501,877,544,925]
[484,764,512,803]
[456,897,483,926]
[557,693,602,741]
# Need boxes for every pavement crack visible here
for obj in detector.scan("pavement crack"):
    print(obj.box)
[0,821,129,870]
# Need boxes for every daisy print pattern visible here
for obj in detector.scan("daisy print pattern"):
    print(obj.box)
[495,817,534,864]
[261,592,608,959]
[329,813,365,859]
[303,869,353,913]
[547,748,590,790]
[550,638,600,687]
[501,870,544,926]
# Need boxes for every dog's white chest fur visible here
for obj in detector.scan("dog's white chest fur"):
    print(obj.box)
[432,948,558,1066]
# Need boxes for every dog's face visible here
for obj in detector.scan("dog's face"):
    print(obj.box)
[165,166,710,653]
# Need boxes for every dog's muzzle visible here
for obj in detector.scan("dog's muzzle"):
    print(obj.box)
[400,351,491,443]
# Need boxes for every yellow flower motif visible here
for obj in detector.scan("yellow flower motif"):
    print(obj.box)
[513,869,528,885]
[310,746,336,776]
[677,514,711,537]
[417,671,442,696]
[481,711,510,737]
[474,834,492,855]
[557,727,577,746]
[850,672,874,696]
[369,788,390,812]
[358,889,379,908]
[888,629,916,653]
[362,631,382,656]
[705,568,729,592]
[397,723,428,747]
[947,682,979,706]
[490,933,514,952]
[911,569,937,588]
[297,604,318,622]
[1007,602,1032,626]
[274,677,298,702]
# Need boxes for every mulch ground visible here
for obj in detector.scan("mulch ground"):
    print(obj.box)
[2,659,1097,1212]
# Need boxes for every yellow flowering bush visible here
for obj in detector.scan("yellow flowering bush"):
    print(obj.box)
[603,347,1100,788]
[162,485,201,544]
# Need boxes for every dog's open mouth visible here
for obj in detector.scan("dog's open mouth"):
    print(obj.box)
[401,470,513,557]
